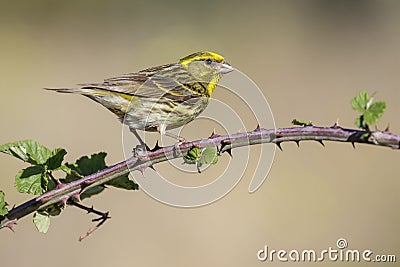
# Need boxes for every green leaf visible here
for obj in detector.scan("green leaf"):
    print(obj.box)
[15,165,47,194]
[0,140,52,165]
[364,101,386,125]
[352,91,387,129]
[106,175,139,190]
[0,142,30,162]
[63,153,108,199]
[73,152,107,176]
[183,146,201,164]
[40,202,63,217]
[26,142,52,165]
[197,147,219,173]
[0,191,8,216]
[59,152,138,198]
[354,116,363,129]
[33,211,50,233]
[199,147,218,165]
[291,119,312,127]
[46,148,67,170]
[80,187,105,200]
[58,165,73,175]
[63,153,108,183]
[351,91,371,112]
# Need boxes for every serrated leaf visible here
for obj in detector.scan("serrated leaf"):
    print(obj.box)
[74,152,107,176]
[0,191,8,216]
[63,153,108,199]
[0,143,30,162]
[199,147,218,165]
[61,152,137,198]
[351,91,371,112]
[0,140,52,165]
[106,175,139,190]
[26,142,52,165]
[364,101,386,125]
[183,146,201,164]
[46,148,67,170]
[63,153,107,182]
[15,165,47,194]
[33,211,50,233]
[196,147,219,173]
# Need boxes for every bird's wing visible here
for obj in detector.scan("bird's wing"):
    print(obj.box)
[78,63,202,99]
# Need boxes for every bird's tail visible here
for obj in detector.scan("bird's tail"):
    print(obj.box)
[44,87,84,94]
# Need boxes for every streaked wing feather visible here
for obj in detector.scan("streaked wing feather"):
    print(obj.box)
[78,63,201,100]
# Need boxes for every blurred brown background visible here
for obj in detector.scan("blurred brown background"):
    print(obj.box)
[0,0,399,266]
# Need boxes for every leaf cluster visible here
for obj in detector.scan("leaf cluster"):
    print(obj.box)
[0,140,138,233]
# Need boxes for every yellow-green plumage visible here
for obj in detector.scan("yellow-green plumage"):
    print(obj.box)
[47,51,233,143]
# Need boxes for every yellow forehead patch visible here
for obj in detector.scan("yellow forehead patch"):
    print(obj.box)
[179,51,225,65]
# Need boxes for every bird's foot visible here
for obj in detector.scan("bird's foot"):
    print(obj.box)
[132,143,151,158]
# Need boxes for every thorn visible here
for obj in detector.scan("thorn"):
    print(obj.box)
[219,139,232,156]
[375,125,378,131]
[148,165,156,172]
[220,139,231,150]
[332,120,340,128]
[150,140,161,152]
[368,134,378,144]
[3,219,17,232]
[276,142,283,151]
[295,140,300,147]
[209,128,220,139]
[55,183,67,190]
[351,142,356,149]
[384,123,390,132]
[71,192,81,203]
[254,123,261,132]
[60,196,68,208]
[138,166,146,176]
[225,148,232,157]
[317,140,325,147]
[88,206,94,214]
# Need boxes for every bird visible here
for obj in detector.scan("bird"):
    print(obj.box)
[46,51,233,147]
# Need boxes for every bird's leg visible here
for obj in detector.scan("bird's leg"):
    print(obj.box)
[165,131,187,142]
[157,125,187,156]
[130,128,150,156]
[130,128,147,147]
[158,124,186,142]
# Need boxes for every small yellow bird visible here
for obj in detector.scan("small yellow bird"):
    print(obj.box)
[47,51,233,146]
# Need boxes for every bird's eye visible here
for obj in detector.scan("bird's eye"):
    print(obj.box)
[205,58,212,65]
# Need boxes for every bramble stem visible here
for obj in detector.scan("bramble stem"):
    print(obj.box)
[1,124,399,230]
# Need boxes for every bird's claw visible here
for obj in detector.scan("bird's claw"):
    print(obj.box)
[132,144,151,158]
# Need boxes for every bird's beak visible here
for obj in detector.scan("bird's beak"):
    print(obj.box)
[218,61,234,74]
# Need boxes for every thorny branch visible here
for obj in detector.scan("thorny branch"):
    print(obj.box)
[69,201,111,241]
[1,124,399,232]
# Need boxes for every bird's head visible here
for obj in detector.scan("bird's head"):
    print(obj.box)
[180,51,233,95]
